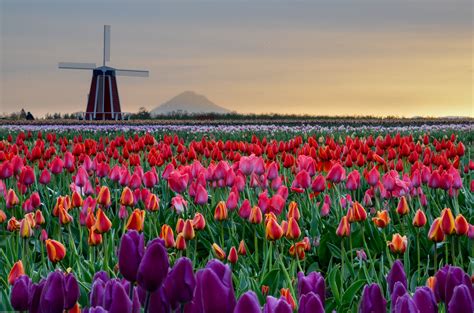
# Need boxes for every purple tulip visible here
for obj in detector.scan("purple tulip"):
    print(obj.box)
[263,296,292,313]
[29,279,46,313]
[90,279,107,307]
[119,230,145,282]
[104,279,133,313]
[93,271,110,283]
[163,257,196,309]
[200,261,236,313]
[297,271,325,306]
[85,306,108,313]
[137,238,169,293]
[391,281,407,310]
[434,265,473,305]
[40,271,65,313]
[359,283,386,313]
[298,292,324,313]
[448,285,473,313]
[387,260,407,294]
[393,294,418,313]
[147,287,171,313]
[235,291,261,313]
[64,273,80,309]
[413,287,437,313]
[10,275,31,311]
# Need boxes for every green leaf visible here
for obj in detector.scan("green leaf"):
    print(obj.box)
[341,279,366,305]
[328,265,341,305]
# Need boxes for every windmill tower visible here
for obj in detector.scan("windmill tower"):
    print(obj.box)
[59,25,149,120]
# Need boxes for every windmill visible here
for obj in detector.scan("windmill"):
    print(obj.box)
[59,25,149,120]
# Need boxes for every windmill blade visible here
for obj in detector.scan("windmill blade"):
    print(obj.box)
[115,69,149,77]
[103,25,111,64]
[58,62,97,70]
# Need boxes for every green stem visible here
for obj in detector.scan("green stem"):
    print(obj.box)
[416,230,421,284]
[254,227,259,265]
[451,236,455,266]
[341,239,345,289]
[445,238,449,265]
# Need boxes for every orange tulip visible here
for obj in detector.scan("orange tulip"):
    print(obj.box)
[428,218,445,242]
[125,209,145,232]
[227,246,238,264]
[455,214,469,236]
[287,201,300,220]
[24,213,36,229]
[261,285,270,296]
[35,209,45,226]
[412,209,427,227]
[286,217,301,240]
[280,288,296,310]
[248,206,263,224]
[264,212,277,225]
[6,188,19,209]
[396,196,409,216]
[97,186,111,207]
[120,187,134,206]
[7,217,20,232]
[372,210,390,228]
[426,276,436,292]
[265,218,283,241]
[88,227,103,246]
[238,240,247,255]
[160,224,175,248]
[8,260,25,285]
[144,193,159,211]
[192,213,206,230]
[289,241,306,260]
[212,243,226,260]
[388,233,407,254]
[176,233,187,250]
[440,208,455,235]
[182,220,195,240]
[94,208,112,234]
[45,239,66,262]
[214,201,228,221]
[85,208,96,230]
[71,191,83,208]
[336,216,351,237]
[347,201,367,222]
[176,218,185,233]
[58,206,73,225]
[0,209,7,223]
[19,218,33,238]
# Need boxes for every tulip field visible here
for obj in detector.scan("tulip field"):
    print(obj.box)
[0,123,473,312]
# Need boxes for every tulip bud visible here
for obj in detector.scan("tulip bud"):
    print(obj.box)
[45,239,66,263]
[440,208,455,235]
[93,208,112,234]
[40,229,48,241]
[58,206,73,225]
[10,274,31,311]
[120,187,134,207]
[176,218,185,233]
[287,201,300,220]
[372,210,390,228]
[6,189,19,208]
[336,216,351,237]
[428,218,445,242]
[387,260,407,293]
[144,193,159,211]
[162,257,196,310]
[212,243,226,260]
[286,217,301,240]
[8,260,25,285]
[234,291,261,313]
[426,276,436,293]
[214,201,228,221]
[71,191,83,208]
[227,246,238,264]
[35,209,45,226]
[0,209,6,223]
[248,206,263,224]
[88,227,103,246]
[347,201,367,223]
[182,220,195,240]
[171,195,188,214]
[238,240,247,255]
[176,233,187,250]
[388,233,408,254]
[160,224,175,248]
[265,218,283,241]
[448,285,473,313]
[125,209,145,232]
[412,209,427,227]
[7,217,20,232]
[396,196,410,216]
[137,239,169,292]
[280,288,296,311]
[261,285,269,296]
[454,214,469,236]
[192,212,206,230]
[40,271,65,313]
[97,186,111,208]
[19,218,33,238]
[289,241,306,260]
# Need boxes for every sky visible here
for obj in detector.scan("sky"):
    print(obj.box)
[1,0,472,118]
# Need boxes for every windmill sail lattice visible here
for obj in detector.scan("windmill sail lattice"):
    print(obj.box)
[58,25,149,120]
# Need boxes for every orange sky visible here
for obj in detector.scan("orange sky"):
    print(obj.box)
[1,1,472,117]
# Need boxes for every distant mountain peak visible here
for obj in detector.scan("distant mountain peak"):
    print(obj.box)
[151,91,230,115]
